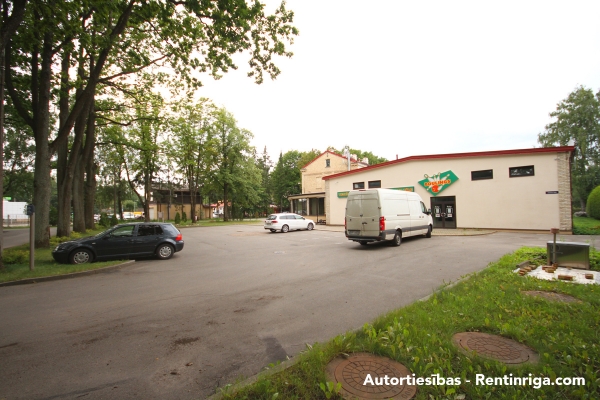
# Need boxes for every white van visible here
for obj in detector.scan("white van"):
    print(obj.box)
[345,189,433,246]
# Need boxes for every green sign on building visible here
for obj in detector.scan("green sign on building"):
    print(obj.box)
[337,191,349,198]
[418,170,458,196]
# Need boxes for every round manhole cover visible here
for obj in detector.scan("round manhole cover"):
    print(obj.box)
[522,290,581,303]
[452,332,539,365]
[326,353,416,399]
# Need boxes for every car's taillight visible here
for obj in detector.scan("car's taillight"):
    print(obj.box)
[175,233,182,241]
[379,216,385,232]
[272,221,278,223]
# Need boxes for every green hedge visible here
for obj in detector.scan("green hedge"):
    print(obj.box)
[586,186,600,219]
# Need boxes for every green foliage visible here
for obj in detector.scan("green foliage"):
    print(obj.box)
[2,248,29,265]
[586,186,600,219]
[174,212,181,224]
[539,86,600,207]
[110,214,119,226]
[182,211,187,222]
[319,382,342,399]
[573,216,600,235]
[99,213,110,228]
[49,206,58,226]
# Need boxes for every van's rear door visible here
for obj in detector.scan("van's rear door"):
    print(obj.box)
[346,191,380,237]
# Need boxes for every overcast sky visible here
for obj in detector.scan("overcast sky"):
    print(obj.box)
[195,0,600,162]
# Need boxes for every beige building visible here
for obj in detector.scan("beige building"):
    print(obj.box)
[288,151,368,223]
[322,146,574,232]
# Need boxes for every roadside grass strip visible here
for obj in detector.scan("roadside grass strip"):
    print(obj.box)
[0,229,127,284]
[217,247,600,399]
[573,216,600,235]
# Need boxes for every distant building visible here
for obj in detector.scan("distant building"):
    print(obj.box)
[288,151,369,223]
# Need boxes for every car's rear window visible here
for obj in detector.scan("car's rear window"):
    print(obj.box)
[266,215,278,220]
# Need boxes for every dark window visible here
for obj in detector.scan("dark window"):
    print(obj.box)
[137,225,155,236]
[368,180,381,188]
[155,226,164,235]
[471,169,493,180]
[353,182,365,189]
[509,165,534,177]
[325,159,330,167]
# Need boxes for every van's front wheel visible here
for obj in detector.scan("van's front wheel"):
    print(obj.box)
[391,231,402,246]
[425,225,432,238]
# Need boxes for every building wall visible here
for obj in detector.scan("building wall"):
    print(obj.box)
[325,151,572,231]
[301,152,366,194]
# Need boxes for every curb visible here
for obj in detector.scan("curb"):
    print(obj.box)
[0,260,136,288]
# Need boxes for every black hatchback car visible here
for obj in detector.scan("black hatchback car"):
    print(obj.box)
[52,223,184,264]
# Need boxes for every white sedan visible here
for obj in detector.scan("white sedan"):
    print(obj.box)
[264,213,315,233]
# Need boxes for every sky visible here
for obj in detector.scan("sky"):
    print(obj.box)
[195,0,600,163]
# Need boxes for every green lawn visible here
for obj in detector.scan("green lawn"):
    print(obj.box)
[0,228,127,284]
[217,247,600,399]
[573,216,600,235]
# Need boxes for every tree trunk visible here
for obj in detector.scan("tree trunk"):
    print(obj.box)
[56,48,71,237]
[84,160,97,230]
[72,156,85,232]
[223,182,229,222]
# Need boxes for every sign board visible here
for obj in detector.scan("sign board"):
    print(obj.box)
[418,170,459,196]
[337,191,349,198]
[546,191,559,194]
[390,186,414,192]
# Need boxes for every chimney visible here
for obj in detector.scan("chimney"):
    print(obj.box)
[362,157,369,165]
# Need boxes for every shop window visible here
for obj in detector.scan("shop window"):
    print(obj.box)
[325,159,330,167]
[353,182,365,189]
[471,169,493,180]
[368,180,381,188]
[509,165,534,177]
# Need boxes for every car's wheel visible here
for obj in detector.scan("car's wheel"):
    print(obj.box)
[359,241,368,246]
[391,231,402,246]
[70,248,92,264]
[307,223,314,231]
[156,243,174,260]
[270,229,276,233]
[281,224,289,233]
[425,225,432,238]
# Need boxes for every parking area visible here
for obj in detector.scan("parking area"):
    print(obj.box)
[0,226,592,399]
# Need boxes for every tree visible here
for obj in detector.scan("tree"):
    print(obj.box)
[210,108,255,221]
[167,98,217,222]
[270,150,303,211]
[538,86,600,209]
[6,0,298,246]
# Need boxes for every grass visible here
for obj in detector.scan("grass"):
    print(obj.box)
[217,247,600,399]
[0,228,128,284]
[573,216,600,235]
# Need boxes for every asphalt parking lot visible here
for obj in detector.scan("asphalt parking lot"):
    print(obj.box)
[0,226,591,399]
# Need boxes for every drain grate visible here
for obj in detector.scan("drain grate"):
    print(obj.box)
[326,353,416,399]
[452,332,539,365]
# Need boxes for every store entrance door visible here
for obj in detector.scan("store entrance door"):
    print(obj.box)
[431,196,456,229]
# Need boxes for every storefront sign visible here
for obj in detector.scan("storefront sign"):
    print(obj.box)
[418,170,458,196]
[338,191,349,198]
[390,186,415,192]
[546,191,559,194]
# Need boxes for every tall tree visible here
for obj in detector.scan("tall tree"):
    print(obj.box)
[211,108,254,221]
[6,0,298,246]
[270,150,303,211]
[538,86,600,209]
[167,98,217,222]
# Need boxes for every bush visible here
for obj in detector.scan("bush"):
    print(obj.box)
[586,186,600,219]
[182,211,187,222]
[49,206,58,226]
[99,213,110,228]
[110,214,119,226]
[174,212,181,224]
[2,248,29,264]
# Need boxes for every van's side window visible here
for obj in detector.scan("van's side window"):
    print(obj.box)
[368,180,381,188]
[353,182,365,189]
[420,202,427,213]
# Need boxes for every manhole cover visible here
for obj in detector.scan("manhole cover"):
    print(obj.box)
[326,353,416,399]
[452,332,539,365]
[522,290,581,303]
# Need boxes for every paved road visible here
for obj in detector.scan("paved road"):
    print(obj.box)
[0,226,593,399]
[2,227,58,249]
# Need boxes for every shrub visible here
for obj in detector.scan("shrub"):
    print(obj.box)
[3,248,30,264]
[586,186,600,219]
[110,214,119,226]
[182,211,187,222]
[99,213,110,228]
[174,212,181,224]
[49,206,58,226]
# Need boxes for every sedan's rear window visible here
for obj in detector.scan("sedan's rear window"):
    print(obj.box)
[267,215,278,220]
